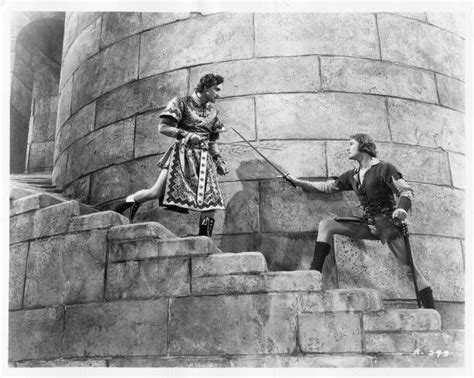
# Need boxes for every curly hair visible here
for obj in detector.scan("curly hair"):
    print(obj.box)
[195,73,224,93]
[350,133,377,157]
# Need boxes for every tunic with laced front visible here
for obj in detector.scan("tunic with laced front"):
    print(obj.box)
[157,94,226,211]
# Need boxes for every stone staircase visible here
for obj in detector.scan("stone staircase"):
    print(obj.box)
[9,185,464,368]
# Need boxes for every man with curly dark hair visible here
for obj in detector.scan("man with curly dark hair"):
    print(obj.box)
[114,73,228,237]
[286,133,435,309]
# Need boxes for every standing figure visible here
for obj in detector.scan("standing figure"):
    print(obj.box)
[114,73,229,237]
[286,133,435,309]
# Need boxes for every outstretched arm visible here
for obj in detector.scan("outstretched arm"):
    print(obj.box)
[286,175,341,194]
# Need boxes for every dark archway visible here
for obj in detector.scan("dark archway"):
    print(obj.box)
[10,14,64,173]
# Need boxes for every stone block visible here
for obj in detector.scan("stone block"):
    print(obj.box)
[108,222,176,241]
[190,56,320,98]
[56,76,73,129]
[10,211,35,244]
[141,12,190,29]
[363,309,441,332]
[139,14,253,78]
[373,354,463,368]
[61,17,101,86]
[13,55,34,84]
[169,293,298,355]
[31,111,57,143]
[134,111,176,158]
[95,70,187,129]
[56,102,96,156]
[24,231,107,307]
[109,236,219,262]
[259,179,360,233]
[212,180,260,235]
[321,57,438,103]
[299,312,363,353]
[71,35,139,112]
[437,74,464,112]
[77,12,102,33]
[386,12,427,21]
[426,12,466,37]
[410,183,464,238]
[52,150,68,189]
[100,12,142,47]
[193,271,321,296]
[110,356,230,367]
[256,93,390,141]
[88,155,161,204]
[69,211,129,232]
[255,13,379,59]
[63,299,168,357]
[388,98,464,153]
[14,41,31,65]
[10,192,65,216]
[31,200,81,239]
[63,12,78,53]
[218,141,326,182]
[435,302,465,330]
[9,243,28,310]
[210,97,255,144]
[230,355,374,368]
[192,252,267,277]
[298,288,384,313]
[334,234,464,301]
[365,330,464,354]
[16,359,107,367]
[378,13,464,80]
[62,175,90,203]
[11,75,32,117]
[27,141,54,170]
[9,184,38,201]
[106,258,190,300]
[9,307,64,361]
[66,118,135,182]
[327,141,451,185]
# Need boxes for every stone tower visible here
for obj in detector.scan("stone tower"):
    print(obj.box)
[13,11,465,324]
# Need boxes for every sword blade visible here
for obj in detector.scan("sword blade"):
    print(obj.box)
[231,128,288,177]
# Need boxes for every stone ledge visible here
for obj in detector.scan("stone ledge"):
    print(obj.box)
[364,330,464,354]
[372,353,464,368]
[106,258,190,300]
[10,193,65,216]
[15,358,107,367]
[192,252,267,277]
[298,288,385,313]
[108,222,176,241]
[109,236,221,262]
[69,211,129,232]
[192,271,322,296]
[363,309,442,332]
[299,312,363,353]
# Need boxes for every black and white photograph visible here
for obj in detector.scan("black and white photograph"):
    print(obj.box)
[3,0,472,375]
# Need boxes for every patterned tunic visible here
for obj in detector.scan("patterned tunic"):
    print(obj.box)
[157,94,226,211]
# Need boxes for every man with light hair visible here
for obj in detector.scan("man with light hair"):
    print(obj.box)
[286,133,435,309]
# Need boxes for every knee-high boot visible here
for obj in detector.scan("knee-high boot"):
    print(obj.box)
[419,287,435,309]
[310,241,331,272]
[198,217,215,237]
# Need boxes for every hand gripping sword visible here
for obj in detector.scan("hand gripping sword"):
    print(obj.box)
[232,128,296,188]
[397,221,422,308]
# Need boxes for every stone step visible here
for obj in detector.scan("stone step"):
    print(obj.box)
[10,192,66,216]
[365,329,464,355]
[69,211,130,232]
[298,288,385,313]
[10,200,99,244]
[192,252,267,278]
[109,235,221,262]
[363,309,442,332]
[192,270,322,295]
[108,222,176,241]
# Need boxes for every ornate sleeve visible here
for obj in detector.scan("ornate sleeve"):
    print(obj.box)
[159,97,186,139]
[382,163,414,211]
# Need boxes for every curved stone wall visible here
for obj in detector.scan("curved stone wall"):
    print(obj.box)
[53,12,465,302]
